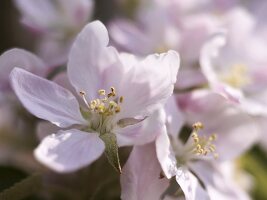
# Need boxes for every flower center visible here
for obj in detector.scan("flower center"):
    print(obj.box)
[190,122,218,159]
[220,64,251,88]
[79,87,124,134]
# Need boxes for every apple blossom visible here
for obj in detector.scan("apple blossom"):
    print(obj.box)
[10,20,180,173]
[155,90,258,199]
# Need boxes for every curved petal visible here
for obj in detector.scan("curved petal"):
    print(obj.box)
[200,32,226,84]
[0,48,46,92]
[178,89,260,161]
[109,19,154,55]
[190,161,250,200]
[10,68,86,127]
[116,108,166,147]
[34,129,105,173]
[176,167,209,200]
[118,50,180,119]
[67,20,111,100]
[165,95,185,139]
[121,143,169,200]
[155,129,177,179]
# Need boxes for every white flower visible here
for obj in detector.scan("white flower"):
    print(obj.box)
[10,21,180,173]
[156,90,258,199]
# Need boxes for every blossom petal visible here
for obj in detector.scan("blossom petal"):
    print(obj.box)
[121,143,169,200]
[178,89,259,160]
[10,68,86,127]
[68,20,112,100]
[164,95,185,139]
[175,167,209,200]
[0,48,45,92]
[155,129,177,179]
[190,161,250,200]
[34,129,105,173]
[118,50,180,119]
[116,108,166,147]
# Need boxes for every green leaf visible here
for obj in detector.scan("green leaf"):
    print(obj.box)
[0,173,42,200]
[100,133,121,173]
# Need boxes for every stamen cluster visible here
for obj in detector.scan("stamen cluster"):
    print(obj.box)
[191,122,218,159]
[80,87,124,116]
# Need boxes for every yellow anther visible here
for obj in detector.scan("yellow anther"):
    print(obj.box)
[119,96,124,103]
[190,122,218,159]
[193,122,204,130]
[80,86,123,116]
[209,134,217,141]
[193,137,199,143]
[115,106,121,113]
[98,89,106,96]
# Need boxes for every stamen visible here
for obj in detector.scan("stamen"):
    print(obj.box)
[98,89,106,96]
[119,96,124,103]
[191,122,218,159]
[79,91,90,108]
[80,87,123,116]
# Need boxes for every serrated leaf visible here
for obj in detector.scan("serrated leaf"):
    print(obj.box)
[100,133,121,173]
[0,173,42,200]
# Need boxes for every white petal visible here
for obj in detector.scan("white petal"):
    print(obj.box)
[34,129,105,173]
[190,161,250,200]
[175,167,209,200]
[109,19,155,55]
[178,89,259,160]
[200,32,226,84]
[67,20,111,100]
[118,50,180,119]
[0,48,45,92]
[116,108,166,147]
[165,95,185,139]
[121,143,169,200]
[155,129,177,179]
[10,68,86,127]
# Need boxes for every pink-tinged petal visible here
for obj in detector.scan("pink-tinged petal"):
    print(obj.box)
[118,50,180,119]
[10,68,86,127]
[200,32,226,85]
[0,48,46,92]
[109,19,154,55]
[178,89,259,161]
[175,167,209,200]
[165,95,185,139]
[68,21,123,100]
[116,108,166,147]
[121,143,169,200]
[34,129,104,173]
[190,161,250,200]
[156,129,177,179]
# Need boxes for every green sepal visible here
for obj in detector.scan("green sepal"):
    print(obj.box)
[100,133,122,173]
